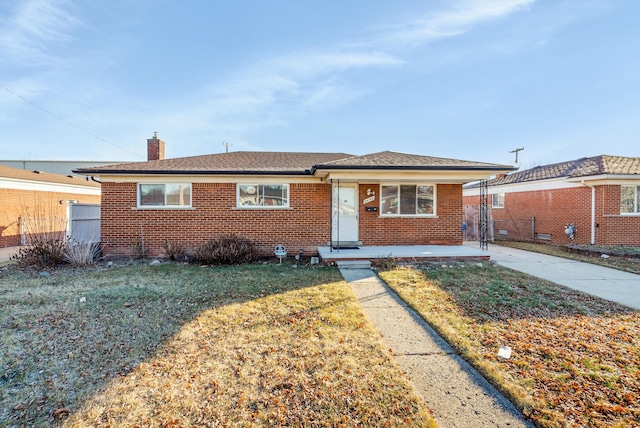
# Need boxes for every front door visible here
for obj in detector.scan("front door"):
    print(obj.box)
[332,183,358,243]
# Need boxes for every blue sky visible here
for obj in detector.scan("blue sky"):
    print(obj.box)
[1,0,638,168]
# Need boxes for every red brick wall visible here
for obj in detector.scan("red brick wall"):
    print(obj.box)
[463,185,640,246]
[0,188,101,247]
[101,181,465,257]
[597,185,640,246]
[359,184,463,245]
[101,182,332,257]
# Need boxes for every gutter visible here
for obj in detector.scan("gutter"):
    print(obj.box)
[310,165,516,174]
[72,169,312,176]
[581,180,596,245]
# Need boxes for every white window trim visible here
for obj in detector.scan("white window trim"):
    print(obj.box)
[620,185,640,215]
[236,183,290,209]
[379,183,437,217]
[492,192,505,209]
[137,183,192,208]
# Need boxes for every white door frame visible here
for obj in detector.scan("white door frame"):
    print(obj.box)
[331,182,359,244]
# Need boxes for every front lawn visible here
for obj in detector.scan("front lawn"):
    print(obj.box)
[379,263,640,428]
[0,262,435,427]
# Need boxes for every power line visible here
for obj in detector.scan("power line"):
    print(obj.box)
[1,84,145,159]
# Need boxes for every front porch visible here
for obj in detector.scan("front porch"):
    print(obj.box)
[318,244,489,263]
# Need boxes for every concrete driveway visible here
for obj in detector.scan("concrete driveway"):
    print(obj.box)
[0,246,20,263]
[477,243,640,310]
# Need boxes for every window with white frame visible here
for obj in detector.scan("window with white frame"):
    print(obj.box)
[620,185,640,214]
[492,193,505,208]
[380,184,435,216]
[237,184,289,208]
[138,184,191,207]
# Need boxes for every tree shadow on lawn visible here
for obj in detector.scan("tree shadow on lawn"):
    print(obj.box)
[0,262,351,426]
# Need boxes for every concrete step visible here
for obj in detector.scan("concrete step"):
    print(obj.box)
[336,260,371,269]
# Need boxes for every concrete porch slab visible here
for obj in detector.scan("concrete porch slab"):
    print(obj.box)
[318,244,489,263]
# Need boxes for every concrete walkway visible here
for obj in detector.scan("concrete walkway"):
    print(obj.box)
[481,244,640,310]
[340,267,534,428]
[0,246,20,263]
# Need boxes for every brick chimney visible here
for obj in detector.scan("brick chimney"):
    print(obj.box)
[147,132,165,161]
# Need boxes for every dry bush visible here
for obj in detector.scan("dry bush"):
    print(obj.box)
[162,240,187,261]
[10,197,69,267]
[11,239,67,267]
[195,234,257,265]
[371,254,398,271]
[64,240,101,266]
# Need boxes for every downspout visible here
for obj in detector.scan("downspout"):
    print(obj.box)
[329,179,333,253]
[581,180,596,245]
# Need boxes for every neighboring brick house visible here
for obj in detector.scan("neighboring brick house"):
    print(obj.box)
[0,165,101,247]
[463,155,640,246]
[75,135,513,257]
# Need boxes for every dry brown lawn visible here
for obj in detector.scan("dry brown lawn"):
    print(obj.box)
[1,262,436,427]
[380,263,640,428]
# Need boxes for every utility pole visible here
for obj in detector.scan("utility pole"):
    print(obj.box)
[222,141,231,153]
[509,147,524,163]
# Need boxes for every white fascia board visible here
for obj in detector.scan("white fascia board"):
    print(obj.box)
[567,174,640,185]
[0,177,101,195]
[463,177,581,197]
[99,174,324,184]
[320,169,498,183]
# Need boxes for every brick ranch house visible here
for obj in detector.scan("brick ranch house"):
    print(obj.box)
[0,165,101,247]
[74,135,514,258]
[463,155,640,246]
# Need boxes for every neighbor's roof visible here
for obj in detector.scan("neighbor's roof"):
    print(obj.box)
[0,165,101,188]
[313,151,515,171]
[74,150,514,175]
[486,155,640,187]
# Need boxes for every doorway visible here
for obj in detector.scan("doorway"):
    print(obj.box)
[331,183,358,244]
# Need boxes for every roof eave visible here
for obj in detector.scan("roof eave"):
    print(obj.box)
[567,174,640,183]
[73,169,313,176]
[312,165,515,171]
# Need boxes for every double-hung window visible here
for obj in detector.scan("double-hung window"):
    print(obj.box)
[380,184,435,216]
[621,185,640,214]
[492,193,505,208]
[138,184,191,207]
[237,184,289,208]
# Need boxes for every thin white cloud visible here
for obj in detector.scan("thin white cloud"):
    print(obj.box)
[179,50,401,129]
[147,2,535,152]
[0,0,81,65]
[366,0,535,49]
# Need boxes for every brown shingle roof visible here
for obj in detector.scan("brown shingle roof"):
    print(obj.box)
[315,151,514,170]
[75,152,353,175]
[487,155,640,186]
[75,150,514,175]
[0,165,101,188]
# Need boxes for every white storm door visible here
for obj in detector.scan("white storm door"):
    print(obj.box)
[332,183,358,242]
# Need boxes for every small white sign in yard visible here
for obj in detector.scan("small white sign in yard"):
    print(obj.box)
[497,346,512,359]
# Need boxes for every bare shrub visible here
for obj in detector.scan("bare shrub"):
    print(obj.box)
[163,240,186,261]
[64,240,101,266]
[11,240,67,268]
[10,197,69,268]
[195,234,257,265]
[371,254,398,271]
